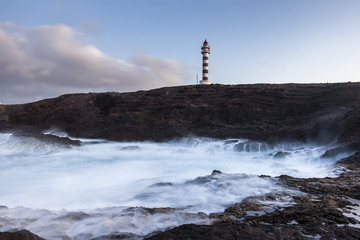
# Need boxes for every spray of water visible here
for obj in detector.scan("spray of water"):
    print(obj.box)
[0,133,350,239]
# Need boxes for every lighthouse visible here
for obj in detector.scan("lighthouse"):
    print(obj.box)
[200,39,211,84]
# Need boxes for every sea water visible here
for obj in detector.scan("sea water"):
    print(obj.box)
[0,133,350,239]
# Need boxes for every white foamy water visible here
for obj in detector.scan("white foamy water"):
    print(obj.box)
[0,133,349,239]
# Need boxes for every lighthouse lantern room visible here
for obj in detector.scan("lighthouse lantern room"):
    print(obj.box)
[200,39,211,84]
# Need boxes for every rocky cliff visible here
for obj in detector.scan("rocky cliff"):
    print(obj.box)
[1,83,360,239]
[1,83,360,146]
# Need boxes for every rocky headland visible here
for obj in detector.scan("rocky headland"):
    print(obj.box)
[0,83,359,145]
[1,82,360,239]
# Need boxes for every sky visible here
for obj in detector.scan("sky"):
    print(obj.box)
[0,0,360,104]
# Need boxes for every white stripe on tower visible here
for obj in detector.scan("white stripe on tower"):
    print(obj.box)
[200,39,211,84]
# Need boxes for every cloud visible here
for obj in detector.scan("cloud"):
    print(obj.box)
[0,22,188,104]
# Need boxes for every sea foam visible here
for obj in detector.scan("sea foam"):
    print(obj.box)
[0,133,350,239]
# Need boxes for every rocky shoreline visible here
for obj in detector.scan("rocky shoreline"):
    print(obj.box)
[0,229,44,240]
[1,160,359,240]
[144,156,360,239]
[1,83,360,239]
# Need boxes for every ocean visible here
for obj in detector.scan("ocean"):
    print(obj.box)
[0,133,350,239]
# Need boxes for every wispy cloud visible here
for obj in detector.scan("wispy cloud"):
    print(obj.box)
[0,22,188,104]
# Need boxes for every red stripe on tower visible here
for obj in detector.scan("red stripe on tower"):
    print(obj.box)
[200,39,211,84]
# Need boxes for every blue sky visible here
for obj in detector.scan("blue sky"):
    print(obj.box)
[1,0,360,103]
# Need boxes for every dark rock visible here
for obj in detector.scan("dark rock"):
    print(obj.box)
[259,175,271,178]
[119,146,140,151]
[91,233,140,239]
[148,167,360,240]
[147,155,360,240]
[1,83,360,143]
[12,131,81,147]
[337,151,360,170]
[224,139,239,144]
[223,201,262,218]
[211,170,222,175]
[150,182,174,187]
[145,222,326,240]
[0,230,44,240]
[94,93,116,115]
[55,212,90,221]
[273,151,291,158]
[321,146,351,158]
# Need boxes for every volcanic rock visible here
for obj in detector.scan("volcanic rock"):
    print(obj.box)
[211,170,222,175]
[0,230,44,240]
[146,154,360,240]
[12,131,81,147]
[1,83,360,144]
[273,151,291,158]
[1,83,360,239]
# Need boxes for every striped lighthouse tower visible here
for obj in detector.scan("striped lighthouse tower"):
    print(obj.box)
[200,39,211,84]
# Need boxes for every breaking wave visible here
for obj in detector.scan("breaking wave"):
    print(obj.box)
[0,133,351,239]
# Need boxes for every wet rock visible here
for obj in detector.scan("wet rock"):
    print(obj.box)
[55,212,90,221]
[224,139,239,144]
[256,195,351,225]
[91,233,140,239]
[141,207,177,215]
[337,151,360,170]
[211,170,222,175]
[148,155,360,239]
[119,145,140,151]
[321,146,351,158]
[12,131,81,147]
[0,230,44,240]
[222,201,263,219]
[259,174,271,178]
[145,223,313,240]
[150,182,174,187]
[273,151,291,158]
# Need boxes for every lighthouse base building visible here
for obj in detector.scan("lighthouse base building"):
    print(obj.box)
[200,79,211,84]
[200,39,211,84]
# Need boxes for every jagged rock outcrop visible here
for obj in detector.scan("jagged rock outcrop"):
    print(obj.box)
[1,83,360,145]
[145,156,360,240]
[12,131,81,147]
[0,230,44,240]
